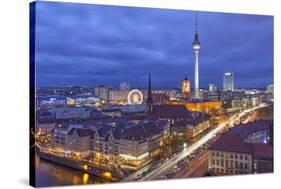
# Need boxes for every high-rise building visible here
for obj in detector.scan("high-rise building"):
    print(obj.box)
[209,84,217,92]
[223,72,234,91]
[94,86,110,102]
[266,84,274,94]
[182,75,191,99]
[193,13,201,99]
[108,90,129,104]
[120,82,130,91]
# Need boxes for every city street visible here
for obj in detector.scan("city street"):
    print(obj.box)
[181,152,208,178]
[138,103,268,181]
[173,152,208,179]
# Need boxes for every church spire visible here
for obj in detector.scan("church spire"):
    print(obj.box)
[146,72,153,114]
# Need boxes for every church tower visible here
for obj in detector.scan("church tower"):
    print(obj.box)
[182,75,191,99]
[146,72,153,114]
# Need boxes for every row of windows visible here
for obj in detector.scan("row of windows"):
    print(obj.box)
[211,168,249,174]
[212,151,248,160]
[211,159,249,169]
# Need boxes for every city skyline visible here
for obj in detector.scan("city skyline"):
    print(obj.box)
[31,2,274,187]
[35,2,273,88]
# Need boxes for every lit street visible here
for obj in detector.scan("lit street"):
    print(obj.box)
[174,152,208,178]
[139,103,268,181]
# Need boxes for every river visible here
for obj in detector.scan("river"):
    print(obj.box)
[35,153,108,187]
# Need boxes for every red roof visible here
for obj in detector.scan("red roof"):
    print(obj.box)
[150,105,190,118]
[209,134,252,154]
[149,105,210,125]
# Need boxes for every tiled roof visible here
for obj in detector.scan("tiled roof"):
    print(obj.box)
[120,121,162,141]
[150,104,210,125]
[227,120,272,139]
[209,134,252,154]
[68,128,94,137]
[150,105,191,118]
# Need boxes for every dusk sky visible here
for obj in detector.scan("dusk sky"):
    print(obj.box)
[34,1,273,89]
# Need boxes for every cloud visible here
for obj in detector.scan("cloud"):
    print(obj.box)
[34,1,273,88]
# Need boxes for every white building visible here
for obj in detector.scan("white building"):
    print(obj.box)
[72,94,100,107]
[48,107,92,119]
[94,86,111,102]
[209,84,217,92]
[51,124,93,158]
[108,90,129,104]
[120,82,130,91]
[266,84,274,94]
[223,72,234,91]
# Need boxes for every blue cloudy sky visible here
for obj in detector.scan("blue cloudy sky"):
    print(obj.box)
[34,1,273,89]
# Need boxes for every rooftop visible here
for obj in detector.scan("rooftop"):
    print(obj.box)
[209,120,273,160]
[150,104,210,125]
[68,128,94,137]
[120,121,163,141]
[209,134,252,154]
[37,95,67,100]
[150,105,190,119]
[227,120,272,139]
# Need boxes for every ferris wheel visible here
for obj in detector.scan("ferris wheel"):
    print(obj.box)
[127,89,143,105]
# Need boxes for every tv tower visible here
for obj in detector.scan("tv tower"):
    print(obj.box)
[193,12,200,99]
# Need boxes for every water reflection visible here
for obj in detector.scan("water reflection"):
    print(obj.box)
[83,173,89,184]
[35,154,107,187]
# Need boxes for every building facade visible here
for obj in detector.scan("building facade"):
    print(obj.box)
[172,100,222,113]
[71,94,100,107]
[182,76,191,99]
[120,82,130,91]
[208,120,273,175]
[209,84,217,92]
[50,120,166,168]
[94,86,111,102]
[223,72,234,91]
[37,95,67,107]
[266,84,274,94]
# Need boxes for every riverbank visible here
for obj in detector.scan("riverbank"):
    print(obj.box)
[37,150,121,182]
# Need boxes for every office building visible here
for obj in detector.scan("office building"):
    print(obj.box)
[223,72,234,91]
[120,82,130,91]
[266,84,274,94]
[209,84,217,92]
